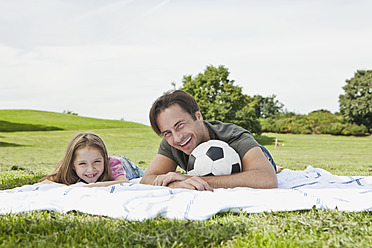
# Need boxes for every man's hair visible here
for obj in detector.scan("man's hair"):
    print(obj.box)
[149,90,200,136]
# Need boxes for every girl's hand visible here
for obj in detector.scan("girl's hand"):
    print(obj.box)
[84,175,129,188]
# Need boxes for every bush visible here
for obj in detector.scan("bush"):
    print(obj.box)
[341,123,368,136]
[318,122,344,135]
[261,110,369,136]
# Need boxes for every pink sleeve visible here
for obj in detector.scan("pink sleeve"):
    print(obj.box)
[109,157,126,180]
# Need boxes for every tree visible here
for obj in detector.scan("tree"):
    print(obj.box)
[339,70,372,131]
[180,65,262,134]
[254,94,284,118]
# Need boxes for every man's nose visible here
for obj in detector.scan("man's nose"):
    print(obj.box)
[173,132,183,144]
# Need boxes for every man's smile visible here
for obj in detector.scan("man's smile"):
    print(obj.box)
[180,136,191,147]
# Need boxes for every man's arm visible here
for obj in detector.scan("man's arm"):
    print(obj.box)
[147,146,277,189]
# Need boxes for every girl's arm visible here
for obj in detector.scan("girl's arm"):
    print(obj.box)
[38,179,54,184]
[84,175,129,188]
[38,179,64,184]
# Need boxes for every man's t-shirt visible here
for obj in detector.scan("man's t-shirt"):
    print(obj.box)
[157,120,260,172]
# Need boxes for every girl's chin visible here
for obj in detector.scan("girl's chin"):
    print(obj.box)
[84,177,98,183]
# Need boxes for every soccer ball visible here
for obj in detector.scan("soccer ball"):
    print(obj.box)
[186,140,242,176]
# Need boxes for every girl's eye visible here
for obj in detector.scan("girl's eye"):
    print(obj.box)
[79,162,86,166]
[94,160,102,163]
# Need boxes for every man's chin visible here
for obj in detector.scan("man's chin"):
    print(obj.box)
[183,151,192,155]
[178,145,195,155]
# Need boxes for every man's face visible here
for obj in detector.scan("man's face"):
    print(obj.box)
[157,104,208,155]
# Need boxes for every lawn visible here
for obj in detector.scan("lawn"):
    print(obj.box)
[0,110,371,247]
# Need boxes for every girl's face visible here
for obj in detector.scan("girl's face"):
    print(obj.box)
[73,147,104,183]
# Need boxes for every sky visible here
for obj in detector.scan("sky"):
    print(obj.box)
[1,0,371,126]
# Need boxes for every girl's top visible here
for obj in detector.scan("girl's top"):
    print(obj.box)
[109,157,126,180]
[109,156,145,180]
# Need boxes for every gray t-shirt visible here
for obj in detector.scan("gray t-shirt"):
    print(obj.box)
[157,120,260,172]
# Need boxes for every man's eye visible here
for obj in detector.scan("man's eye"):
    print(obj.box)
[163,132,171,137]
[177,123,184,129]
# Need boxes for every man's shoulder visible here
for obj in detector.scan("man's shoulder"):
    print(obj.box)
[159,137,171,149]
[205,120,251,138]
[158,137,177,159]
[204,120,259,159]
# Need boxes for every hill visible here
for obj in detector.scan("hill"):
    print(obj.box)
[0,109,147,132]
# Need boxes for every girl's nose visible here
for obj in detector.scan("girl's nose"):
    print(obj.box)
[86,163,94,172]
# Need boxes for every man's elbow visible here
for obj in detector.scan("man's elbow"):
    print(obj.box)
[263,177,278,189]
[139,176,152,185]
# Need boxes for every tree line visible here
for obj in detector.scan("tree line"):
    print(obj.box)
[176,65,371,136]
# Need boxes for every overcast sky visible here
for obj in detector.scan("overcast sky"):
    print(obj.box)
[1,0,371,125]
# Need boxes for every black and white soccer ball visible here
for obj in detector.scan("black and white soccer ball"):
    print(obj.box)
[186,140,242,176]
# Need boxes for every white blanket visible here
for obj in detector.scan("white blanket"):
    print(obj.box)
[1,166,372,221]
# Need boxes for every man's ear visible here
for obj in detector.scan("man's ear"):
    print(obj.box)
[195,111,203,121]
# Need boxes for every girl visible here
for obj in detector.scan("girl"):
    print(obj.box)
[39,132,144,187]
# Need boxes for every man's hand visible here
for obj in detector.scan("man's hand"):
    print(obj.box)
[152,171,213,191]
[168,176,214,191]
[153,171,187,186]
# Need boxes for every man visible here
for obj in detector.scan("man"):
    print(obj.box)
[140,90,278,190]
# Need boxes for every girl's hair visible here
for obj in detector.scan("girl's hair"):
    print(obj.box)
[39,133,112,185]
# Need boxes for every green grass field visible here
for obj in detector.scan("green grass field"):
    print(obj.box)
[1,110,371,247]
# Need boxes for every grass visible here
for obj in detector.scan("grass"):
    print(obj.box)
[1,210,371,247]
[257,133,372,176]
[0,109,146,131]
[0,110,372,247]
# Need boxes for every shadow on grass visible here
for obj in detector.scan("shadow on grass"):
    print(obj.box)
[254,135,276,146]
[0,120,63,132]
[0,141,24,147]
